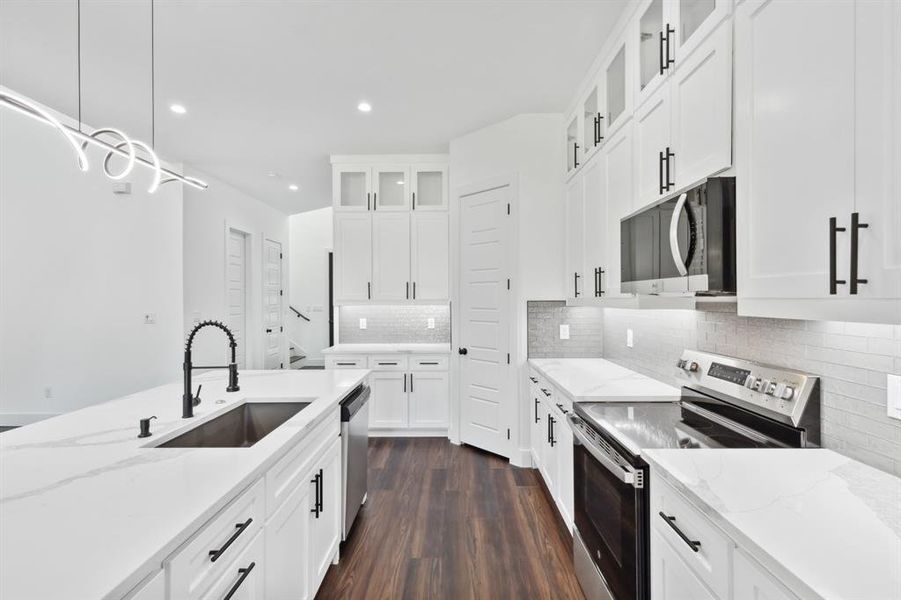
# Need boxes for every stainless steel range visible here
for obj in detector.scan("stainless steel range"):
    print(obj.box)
[567,350,820,600]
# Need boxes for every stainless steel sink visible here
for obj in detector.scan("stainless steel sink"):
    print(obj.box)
[156,401,310,448]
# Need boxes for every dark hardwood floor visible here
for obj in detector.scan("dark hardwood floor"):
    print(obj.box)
[317,437,585,599]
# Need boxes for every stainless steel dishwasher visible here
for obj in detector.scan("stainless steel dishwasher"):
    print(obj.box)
[340,384,370,540]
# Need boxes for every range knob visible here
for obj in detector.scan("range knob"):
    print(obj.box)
[688,362,700,373]
[677,359,687,369]
[780,385,795,401]
[744,375,756,389]
[765,381,778,396]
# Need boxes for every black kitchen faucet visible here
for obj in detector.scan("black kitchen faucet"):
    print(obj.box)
[182,320,240,418]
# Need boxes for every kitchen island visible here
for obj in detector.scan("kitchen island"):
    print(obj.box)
[0,368,368,600]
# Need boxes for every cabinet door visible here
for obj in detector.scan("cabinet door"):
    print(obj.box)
[566,114,581,172]
[265,479,311,600]
[565,174,585,299]
[670,21,731,191]
[734,550,797,600]
[528,377,543,469]
[334,213,372,302]
[634,84,672,209]
[124,571,165,600]
[650,528,717,600]
[309,438,341,594]
[333,165,371,211]
[636,0,669,107]
[200,533,265,600]
[371,213,411,301]
[671,0,731,65]
[582,157,608,298]
[370,371,408,428]
[540,400,558,494]
[603,122,635,296]
[853,0,901,300]
[735,0,855,299]
[373,166,410,211]
[408,371,449,428]
[411,165,448,211]
[411,213,449,301]
[582,84,604,159]
[606,37,633,135]
[556,410,574,530]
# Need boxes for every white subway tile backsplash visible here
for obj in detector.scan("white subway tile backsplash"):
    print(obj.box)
[338,305,449,343]
[527,301,604,358]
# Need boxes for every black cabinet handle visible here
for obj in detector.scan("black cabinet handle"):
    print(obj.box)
[222,562,256,600]
[410,372,414,392]
[659,30,666,75]
[594,267,606,297]
[336,361,357,366]
[659,150,666,195]
[458,347,468,355]
[420,361,439,365]
[413,281,416,299]
[367,281,371,300]
[556,402,569,415]
[367,192,370,211]
[549,416,556,446]
[373,192,377,210]
[534,398,540,423]
[311,472,321,518]
[574,143,580,169]
[547,414,551,444]
[209,518,253,562]
[529,376,538,383]
[595,113,604,145]
[574,272,581,297]
[659,512,701,552]
[665,24,675,71]
[403,373,407,392]
[378,362,398,366]
[665,146,675,191]
[412,191,416,210]
[317,468,324,513]
[540,388,551,397]
[829,217,847,294]
[850,212,869,295]
[406,281,410,299]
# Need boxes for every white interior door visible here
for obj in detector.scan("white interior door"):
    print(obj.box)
[263,238,283,369]
[226,229,248,368]
[459,183,512,458]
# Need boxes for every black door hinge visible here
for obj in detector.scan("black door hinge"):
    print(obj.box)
[507,203,510,215]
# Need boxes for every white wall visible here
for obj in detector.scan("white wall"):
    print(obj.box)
[0,92,184,423]
[287,207,333,366]
[449,113,565,461]
[182,171,289,369]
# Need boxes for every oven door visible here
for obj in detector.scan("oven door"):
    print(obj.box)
[569,414,649,600]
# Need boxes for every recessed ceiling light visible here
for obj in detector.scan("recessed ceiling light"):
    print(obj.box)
[357,101,372,113]
[169,103,187,115]
[288,184,299,191]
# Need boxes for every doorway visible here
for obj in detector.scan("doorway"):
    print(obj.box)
[226,228,249,368]
[263,238,284,369]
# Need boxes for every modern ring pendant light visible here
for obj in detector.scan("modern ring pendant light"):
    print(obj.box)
[0,0,207,192]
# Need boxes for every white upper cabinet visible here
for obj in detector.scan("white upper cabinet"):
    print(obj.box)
[603,122,635,297]
[411,165,447,211]
[373,166,411,211]
[582,84,605,160]
[605,38,633,136]
[582,157,608,299]
[671,0,731,65]
[637,0,669,106]
[634,84,673,207]
[372,213,411,301]
[411,213,449,301]
[735,0,901,321]
[334,213,372,302]
[565,175,585,299]
[332,165,372,211]
[566,114,581,174]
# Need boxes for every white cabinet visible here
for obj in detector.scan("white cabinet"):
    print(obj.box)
[735,0,901,323]
[372,213,411,301]
[411,213,449,300]
[265,480,311,600]
[603,122,635,297]
[308,437,341,592]
[565,174,585,299]
[408,371,449,428]
[373,165,411,211]
[582,83,605,161]
[634,84,673,207]
[334,213,372,302]
[370,371,408,428]
[528,372,544,469]
[650,528,718,600]
[555,408,574,528]
[332,165,372,211]
[734,550,798,600]
[582,157,608,298]
[124,571,165,600]
[200,532,265,600]
[411,165,448,210]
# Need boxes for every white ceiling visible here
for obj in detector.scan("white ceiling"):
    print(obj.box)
[1,0,627,214]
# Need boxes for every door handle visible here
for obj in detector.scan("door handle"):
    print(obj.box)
[458,347,468,355]
[664,24,675,71]
[665,146,675,191]
[534,398,540,423]
[829,217,847,294]
[659,150,666,195]
[659,30,666,75]
[850,212,869,295]
[574,272,581,297]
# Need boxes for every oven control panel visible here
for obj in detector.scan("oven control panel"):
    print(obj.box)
[675,350,818,427]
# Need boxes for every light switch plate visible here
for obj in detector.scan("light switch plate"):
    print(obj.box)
[427,318,435,329]
[888,374,901,421]
[627,329,634,348]
[559,324,570,340]
[359,318,367,330]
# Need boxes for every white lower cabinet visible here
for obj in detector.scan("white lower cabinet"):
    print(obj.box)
[165,410,342,600]
[408,371,449,428]
[528,374,544,468]
[734,549,798,600]
[370,371,408,428]
[650,528,717,600]
[123,570,165,600]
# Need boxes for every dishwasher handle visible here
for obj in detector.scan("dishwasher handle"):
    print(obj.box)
[340,385,371,422]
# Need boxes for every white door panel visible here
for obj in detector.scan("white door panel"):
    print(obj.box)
[565,175,585,299]
[372,213,411,301]
[411,213,449,300]
[334,213,372,301]
[635,85,672,208]
[263,239,283,370]
[227,229,248,368]
[603,123,635,296]
[582,158,608,298]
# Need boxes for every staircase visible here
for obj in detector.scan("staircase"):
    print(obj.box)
[288,340,307,369]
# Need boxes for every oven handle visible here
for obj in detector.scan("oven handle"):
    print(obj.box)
[567,414,639,487]
[669,192,690,277]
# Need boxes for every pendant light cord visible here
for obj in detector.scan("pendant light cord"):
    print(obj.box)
[76,0,82,132]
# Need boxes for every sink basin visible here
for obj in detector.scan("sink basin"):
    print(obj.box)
[156,401,310,448]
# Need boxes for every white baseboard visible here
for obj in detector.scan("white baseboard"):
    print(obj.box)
[0,412,57,426]
[370,428,449,438]
[510,446,532,468]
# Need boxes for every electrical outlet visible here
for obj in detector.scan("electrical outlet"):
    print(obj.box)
[888,374,901,421]
[427,318,435,329]
[359,318,367,330]
[559,324,570,340]
[144,313,156,325]
[627,329,634,348]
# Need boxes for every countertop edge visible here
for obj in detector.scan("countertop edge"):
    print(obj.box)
[527,358,679,403]
[323,344,451,355]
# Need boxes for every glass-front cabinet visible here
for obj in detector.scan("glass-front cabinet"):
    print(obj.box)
[411,165,447,211]
[605,42,630,135]
[332,166,371,211]
[582,84,604,159]
[566,115,580,173]
[637,0,668,105]
[373,166,410,211]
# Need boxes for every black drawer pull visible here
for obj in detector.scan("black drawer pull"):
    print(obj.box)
[311,471,322,518]
[222,562,256,600]
[336,362,358,366]
[534,398,540,423]
[541,388,551,397]
[378,362,398,366]
[556,402,569,415]
[209,518,253,562]
[659,512,701,552]
[419,361,439,365]
[529,376,538,383]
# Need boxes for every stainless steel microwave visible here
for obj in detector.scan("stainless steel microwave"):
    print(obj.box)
[620,177,736,295]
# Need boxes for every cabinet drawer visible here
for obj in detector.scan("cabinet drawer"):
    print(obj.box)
[325,355,367,369]
[167,479,265,600]
[368,355,409,370]
[651,474,732,600]
[199,530,264,600]
[410,354,448,371]
[266,407,339,518]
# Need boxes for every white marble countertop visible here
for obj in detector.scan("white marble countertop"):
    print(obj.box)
[0,369,368,600]
[323,342,451,354]
[528,358,680,402]
[644,448,901,600]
